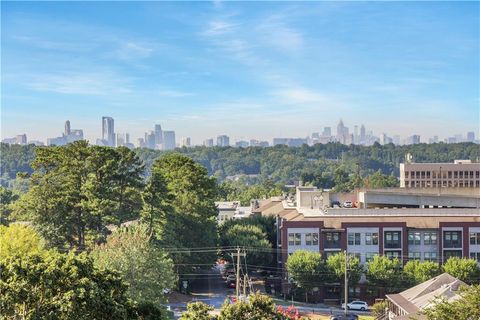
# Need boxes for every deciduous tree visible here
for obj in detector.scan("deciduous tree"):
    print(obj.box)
[286,250,326,302]
[92,224,176,305]
[442,257,480,284]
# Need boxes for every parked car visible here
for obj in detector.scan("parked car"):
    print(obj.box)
[225,274,236,283]
[330,314,358,320]
[343,201,353,208]
[331,201,341,208]
[342,301,369,311]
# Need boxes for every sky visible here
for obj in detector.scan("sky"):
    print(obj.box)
[1,1,479,144]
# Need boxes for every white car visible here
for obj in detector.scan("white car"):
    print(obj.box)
[342,301,368,311]
[343,201,353,208]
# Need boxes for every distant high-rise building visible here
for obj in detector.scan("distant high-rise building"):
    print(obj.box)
[354,125,359,144]
[393,135,401,145]
[217,135,230,147]
[15,134,27,145]
[203,138,214,147]
[336,120,345,143]
[137,138,146,148]
[145,131,156,149]
[407,134,421,145]
[64,120,71,136]
[467,131,475,142]
[235,140,249,148]
[163,131,176,150]
[125,133,130,144]
[322,127,332,137]
[181,137,191,147]
[360,124,366,144]
[116,133,125,147]
[154,124,163,149]
[67,129,83,143]
[102,116,115,147]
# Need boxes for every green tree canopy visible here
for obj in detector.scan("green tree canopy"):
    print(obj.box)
[0,250,134,320]
[366,255,402,294]
[403,260,441,285]
[220,224,272,266]
[218,293,289,320]
[286,250,326,302]
[179,302,214,320]
[442,257,480,284]
[422,284,480,320]
[92,224,176,305]
[147,153,219,271]
[12,141,144,250]
[326,252,363,288]
[0,224,45,260]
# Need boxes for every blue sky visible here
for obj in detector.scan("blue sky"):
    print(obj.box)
[2,1,479,144]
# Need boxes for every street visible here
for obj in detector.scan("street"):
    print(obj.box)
[167,266,372,319]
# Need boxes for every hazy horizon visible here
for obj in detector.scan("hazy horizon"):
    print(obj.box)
[2,1,479,144]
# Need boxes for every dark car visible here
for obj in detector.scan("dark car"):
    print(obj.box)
[329,314,359,320]
[331,201,341,208]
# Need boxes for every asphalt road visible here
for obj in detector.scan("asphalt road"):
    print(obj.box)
[168,266,372,319]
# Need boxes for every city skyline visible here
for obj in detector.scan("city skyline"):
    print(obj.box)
[2,116,477,148]
[2,2,479,144]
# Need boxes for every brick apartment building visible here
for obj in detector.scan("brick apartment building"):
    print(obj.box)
[253,184,480,303]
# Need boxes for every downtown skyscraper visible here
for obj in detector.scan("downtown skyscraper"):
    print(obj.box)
[102,116,115,147]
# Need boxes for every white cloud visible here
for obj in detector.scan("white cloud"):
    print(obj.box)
[272,87,326,104]
[203,20,237,36]
[257,17,304,53]
[28,72,132,95]
[156,89,193,98]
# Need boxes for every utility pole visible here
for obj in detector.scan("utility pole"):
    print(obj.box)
[243,274,247,299]
[344,250,348,316]
[232,247,246,300]
[236,246,241,299]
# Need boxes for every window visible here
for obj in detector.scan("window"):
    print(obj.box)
[348,233,361,245]
[424,232,437,245]
[365,232,379,245]
[349,252,361,261]
[443,231,462,248]
[288,233,301,246]
[408,231,421,245]
[470,252,480,262]
[470,232,480,245]
[366,252,377,262]
[408,252,421,260]
[305,233,319,246]
[424,252,437,262]
[444,250,462,260]
[385,231,402,249]
[325,232,341,248]
[385,251,401,259]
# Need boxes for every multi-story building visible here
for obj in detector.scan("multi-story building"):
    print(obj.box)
[217,135,230,147]
[102,116,115,147]
[180,137,191,147]
[253,185,480,302]
[144,131,156,149]
[154,124,163,148]
[203,138,214,147]
[163,130,176,150]
[400,160,480,188]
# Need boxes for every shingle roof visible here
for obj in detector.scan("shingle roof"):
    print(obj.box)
[386,273,467,319]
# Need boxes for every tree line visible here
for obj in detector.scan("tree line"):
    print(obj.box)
[286,250,480,303]
[2,141,479,190]
[1,141,220,319]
